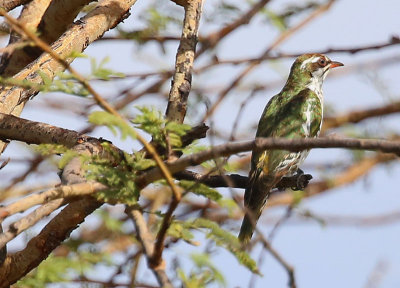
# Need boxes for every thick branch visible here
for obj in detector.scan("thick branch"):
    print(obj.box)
[165,0,202,123]
[0,199,66,251]
[137,137,400,187]
[198,0,271,54]
[0,0,92,77]
[0,197,101,287]
[0,0,32,11]
[0,0,138,154]
[174,170,312,190]
[0,112,87,147]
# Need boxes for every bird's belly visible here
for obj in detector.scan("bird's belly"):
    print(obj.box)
[275,150,310,177]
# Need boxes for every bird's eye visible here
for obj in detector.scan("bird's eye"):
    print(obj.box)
[318,58,326,66]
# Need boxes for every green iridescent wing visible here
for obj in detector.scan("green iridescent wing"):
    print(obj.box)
[251,88,322,176]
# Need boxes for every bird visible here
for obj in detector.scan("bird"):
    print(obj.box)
[238,53,343,244]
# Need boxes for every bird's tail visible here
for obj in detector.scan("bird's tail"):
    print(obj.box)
[238,213,257,244]
[239,172,276,244]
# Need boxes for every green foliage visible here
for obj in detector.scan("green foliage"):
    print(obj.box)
[291,189,305,206]
[0,54,124,98]
[262,9,287,31]
[58,149,79,169]
[188,218,258,273]
[17,251,110,287]
[89,111,138,140]
[178,254,225,288]
[34,144,68,156]
[90,56,125,80]
[0,76,44,91]
[168,220,195,244]
[117,6,180,43]
[178,180,222,201]
[83,142,156,205]
[216,198,239,217]
[98,209,124,232]
[132,106,191,149]
[43,71,90,97]
[84,151,143,205]
[132,106,164,142]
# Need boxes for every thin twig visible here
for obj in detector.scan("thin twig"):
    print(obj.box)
[198,36,400,70]
[257,233,297,288]
[125,206,173,288]
[202,0,336,121]
[197,0,272,56]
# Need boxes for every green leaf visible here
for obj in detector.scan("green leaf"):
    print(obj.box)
[177,253,226,288]
[190,218,259,273]
[132,106,165,144]
[91,56,125,80]
[17,250,111,287]
[178,180,222,201]
[132,106,190,149]
[168,220,195,243]
[89,111,137,140]
[34,144,68,156]
[58,150,79,169]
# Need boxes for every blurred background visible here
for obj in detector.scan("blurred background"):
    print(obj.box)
[1,0,400,287]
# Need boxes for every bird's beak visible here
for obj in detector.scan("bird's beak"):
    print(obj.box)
[330,61,344,68]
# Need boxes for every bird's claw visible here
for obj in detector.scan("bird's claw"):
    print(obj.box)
[291,172,312,191]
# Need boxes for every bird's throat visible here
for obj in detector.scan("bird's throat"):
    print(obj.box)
[306,76,324,103]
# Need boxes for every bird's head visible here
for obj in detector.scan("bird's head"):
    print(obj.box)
[286,53,343,90]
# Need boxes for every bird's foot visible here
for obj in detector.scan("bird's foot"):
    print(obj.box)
[275,170,312,191]
[291,170,312,191]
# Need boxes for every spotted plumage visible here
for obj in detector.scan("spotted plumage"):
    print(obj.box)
[239,54,343,243]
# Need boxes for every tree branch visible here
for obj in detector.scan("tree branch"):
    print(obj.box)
[125,207,173,288]
[257,234,296,288]
[0,198,67,251]
[202,0,336,121]
[0,182,107,220]
[165,0,203,123]
[0,0,32,12]
[323,100,400,130]
[198,36,400,69]
[150,0,204,271]
[137,137,400,187]
[0,0,138,155]
[174,170,312,190]
[197,0,271,55]
[0,0,92,77]
[0,197,101,287]
[0,112,87,147]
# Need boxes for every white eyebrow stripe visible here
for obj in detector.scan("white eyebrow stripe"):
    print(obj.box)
[300,56,320,70]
